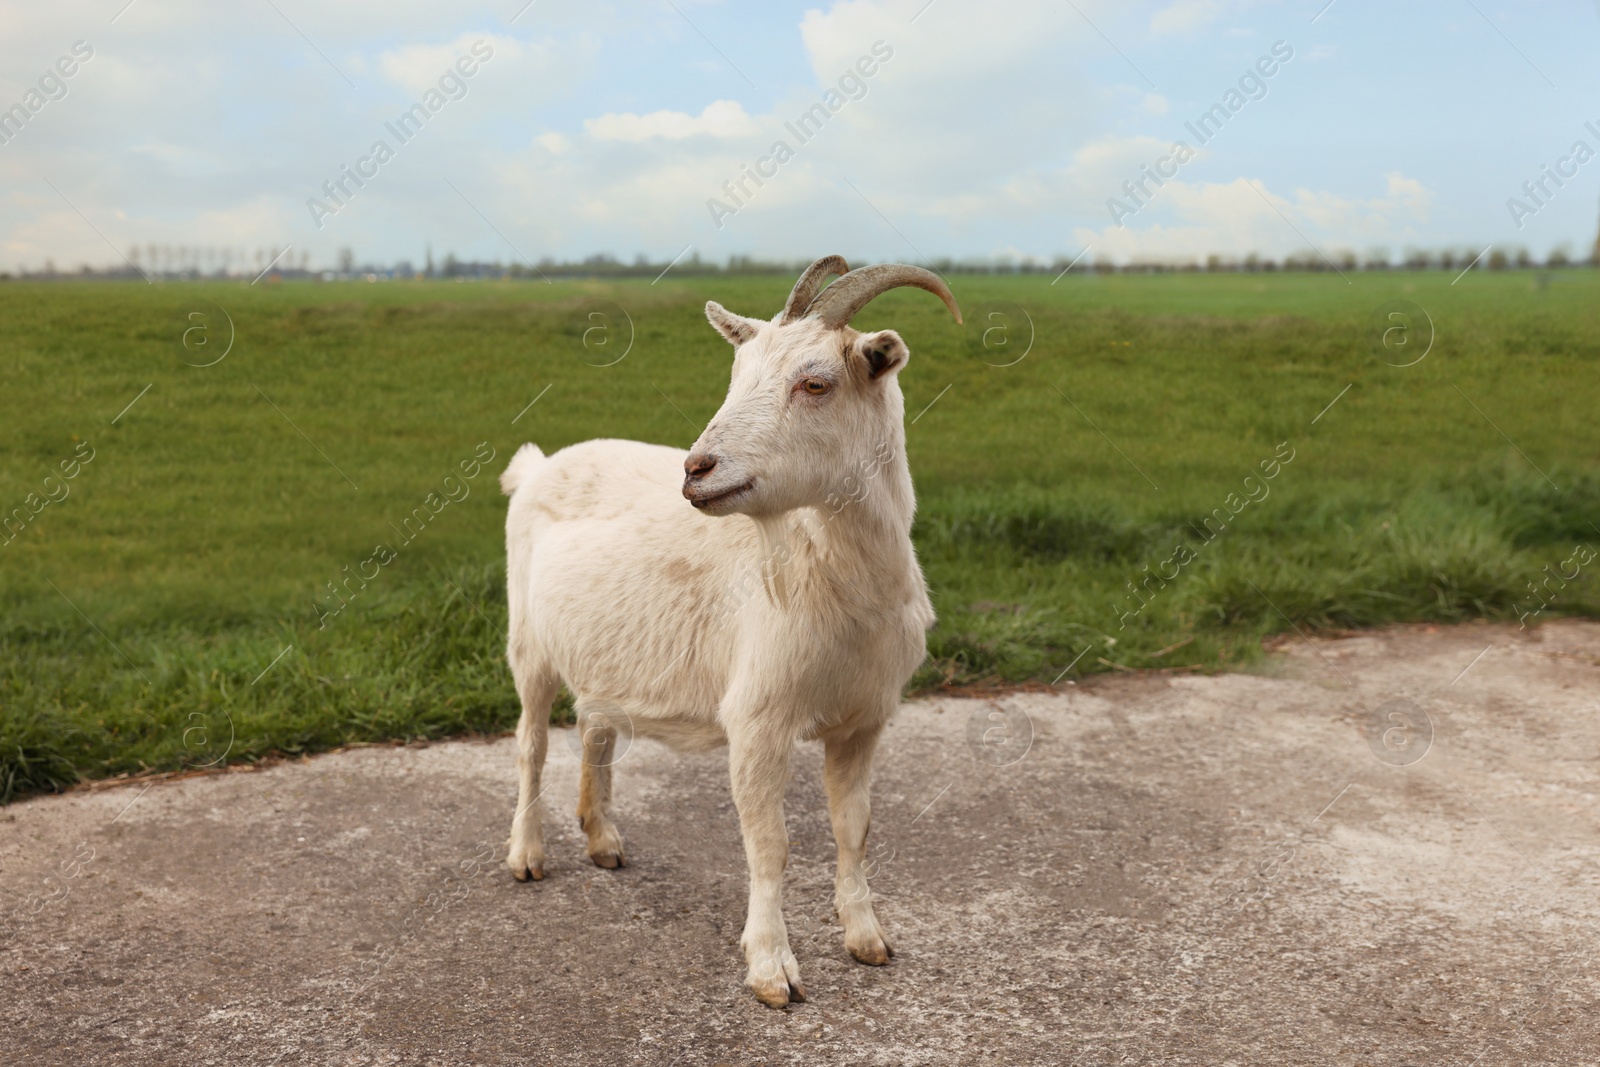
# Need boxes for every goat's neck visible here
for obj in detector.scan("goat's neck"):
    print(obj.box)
[752,441,920,610]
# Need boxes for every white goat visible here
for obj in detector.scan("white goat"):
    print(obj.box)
[500,257,961,1007]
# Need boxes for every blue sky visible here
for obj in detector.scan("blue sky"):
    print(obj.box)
[2,0,1597,271]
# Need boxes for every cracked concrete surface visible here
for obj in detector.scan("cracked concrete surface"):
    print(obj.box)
[4,620,1599,1065]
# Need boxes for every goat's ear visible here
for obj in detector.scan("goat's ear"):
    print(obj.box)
[851,329,909,381]
[705,301,760,347]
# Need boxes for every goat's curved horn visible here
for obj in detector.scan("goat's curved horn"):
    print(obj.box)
[805,263,963,328]
[779,255,850,324]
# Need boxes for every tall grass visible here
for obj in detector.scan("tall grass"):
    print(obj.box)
[4,471,1593,801]
[0,564,535,801]
[913,472,1600,686]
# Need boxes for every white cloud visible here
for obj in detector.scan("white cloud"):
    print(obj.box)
[1074,172,1434,262]
[377,33,523,94]
[920,135,1175,222]
[478,0,1120,262]
[584,100,759,142]
[1283,171,1433,235]
[535,132,571,154]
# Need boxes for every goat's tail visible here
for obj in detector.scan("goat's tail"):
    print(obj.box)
[500,443,546,496]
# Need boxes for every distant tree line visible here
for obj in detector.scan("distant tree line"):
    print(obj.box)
[5,242,1598,282]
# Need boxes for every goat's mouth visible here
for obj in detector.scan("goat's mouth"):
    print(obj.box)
[687,479,754,510]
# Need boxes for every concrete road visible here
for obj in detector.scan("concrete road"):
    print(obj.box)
[4,621,1600,1066]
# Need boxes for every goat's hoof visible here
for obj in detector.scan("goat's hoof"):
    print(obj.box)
[847,939,892,966]
[590,850,625,870]
[845,926,894,965]
[507,844,545,883]
[746,950,805,1008]
[750,978,804,1009]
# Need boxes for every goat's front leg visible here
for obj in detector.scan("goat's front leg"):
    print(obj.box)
[728,727,802,1008]
[825,724,893,965]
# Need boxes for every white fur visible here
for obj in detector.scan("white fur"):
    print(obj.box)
[502,298,936,1008]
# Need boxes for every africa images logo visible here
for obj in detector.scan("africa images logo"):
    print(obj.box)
[1107,41,1294,226]
[706,41,895,229]
[0,40,94,149]
[307,41,495,229]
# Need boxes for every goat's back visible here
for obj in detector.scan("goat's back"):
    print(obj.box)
[504,438,688,525]
[502,438,752,730]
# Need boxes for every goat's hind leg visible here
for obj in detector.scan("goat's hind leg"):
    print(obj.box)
[507,657,559,882]
[575,699,627,869]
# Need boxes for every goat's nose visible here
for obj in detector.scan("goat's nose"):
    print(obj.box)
[684,452,718,481]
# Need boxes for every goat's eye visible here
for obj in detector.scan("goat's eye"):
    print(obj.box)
[801,378,831,396]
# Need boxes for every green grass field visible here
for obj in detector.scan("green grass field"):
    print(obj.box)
[3,270,1598,801]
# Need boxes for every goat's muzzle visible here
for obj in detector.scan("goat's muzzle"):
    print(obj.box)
[682,453,753,510]
[684,452,718,481]
[683,451,729,506]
